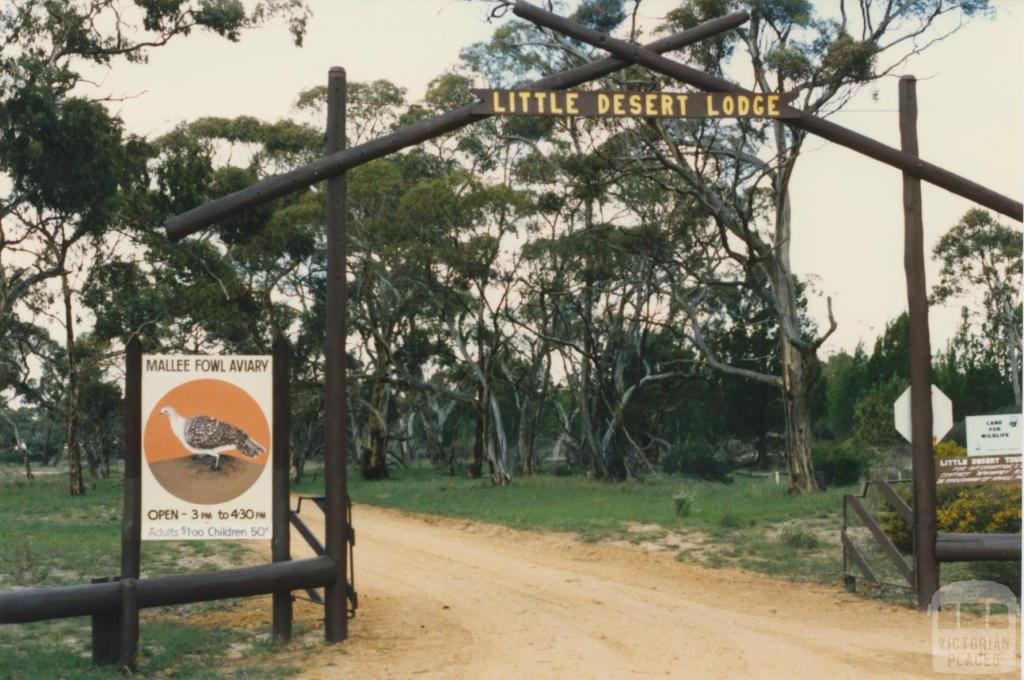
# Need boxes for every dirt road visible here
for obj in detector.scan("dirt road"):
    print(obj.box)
[280,501,1004,679]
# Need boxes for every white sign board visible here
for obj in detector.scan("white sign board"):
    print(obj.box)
[966,415,1022,457]
[893,385,953,444]
[141,355,273,541]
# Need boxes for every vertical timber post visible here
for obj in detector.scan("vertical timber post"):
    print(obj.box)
[900,75,940,610]
[324,66,349,642]
[121,337,143,582]
[119,577,139,673]
[90,577,120,666]
[272,335,292,641]
[103,336,142,665]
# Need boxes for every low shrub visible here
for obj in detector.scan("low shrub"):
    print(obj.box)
[719,511,746,529]
[812,441,871,486]
[878,484,1021,593]
[779,524,821,550]
[934,441,967,459]
[936,485,1022,534]
[663,442,733,483]
[672,491,693,517]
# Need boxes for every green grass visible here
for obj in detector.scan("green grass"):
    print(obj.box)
[0,477,250,588]
[297,465,858,586]
[0,474,298,679]
[300,466,851,535]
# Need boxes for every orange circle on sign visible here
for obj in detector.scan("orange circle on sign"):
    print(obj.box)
[144,379,270,504]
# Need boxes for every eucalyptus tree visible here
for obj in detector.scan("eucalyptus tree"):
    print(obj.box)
[612,0,993,492]
[931,209,1022,408]
[298,79,461,480]
[932,311,1016,421]
[0,0,309,495]
[462,0,700,480]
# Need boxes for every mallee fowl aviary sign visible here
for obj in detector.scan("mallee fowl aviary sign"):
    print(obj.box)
[470,89,798,118]
[141,355,273,540]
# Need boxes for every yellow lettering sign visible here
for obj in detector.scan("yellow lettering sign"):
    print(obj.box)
[550,92,564,115]
[645,93,658,116]
[675,94,688,115]
[492,91,506,114]
[706,94,720,116]
[628,94,642,115]
[471,88,793,119]
[566,92,580,115]
[533,91,547,114]
[660,94,675,116]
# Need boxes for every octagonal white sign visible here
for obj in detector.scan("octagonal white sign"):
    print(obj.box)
[893,385,953,444]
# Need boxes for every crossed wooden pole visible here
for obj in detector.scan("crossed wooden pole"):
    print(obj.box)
[1,11,763,663]
[162,1,1022,615]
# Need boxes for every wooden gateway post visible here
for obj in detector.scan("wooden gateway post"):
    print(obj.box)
[899,75,940,610]
[323,65,350,643]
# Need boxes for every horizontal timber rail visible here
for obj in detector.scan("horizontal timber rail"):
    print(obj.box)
[163,11,750,239]
[0,556,337,625]
[936,532,1021,562]
[511,1,1023,222]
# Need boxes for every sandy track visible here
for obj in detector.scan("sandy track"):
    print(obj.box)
[282,500,1008,679]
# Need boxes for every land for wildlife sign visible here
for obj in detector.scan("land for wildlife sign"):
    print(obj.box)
[141,355,273,541]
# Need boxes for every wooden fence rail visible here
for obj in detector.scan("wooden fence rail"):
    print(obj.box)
[0,557,337,625]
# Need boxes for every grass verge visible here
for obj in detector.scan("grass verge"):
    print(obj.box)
[296,466,860,589]
[0,474,299,679]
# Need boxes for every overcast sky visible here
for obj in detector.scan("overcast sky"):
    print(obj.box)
[81,0,1023,357]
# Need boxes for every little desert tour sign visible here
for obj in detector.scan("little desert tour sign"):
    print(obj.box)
[141,355,273,541]
[936,455,1022,488]
[470,89,799,119]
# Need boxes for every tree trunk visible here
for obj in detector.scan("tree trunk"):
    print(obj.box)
[517,398,533,475]
[578,362,605,478]
[399,413,413,463]
[360,378,389,480]
[469,384,485,479]
[22,446,34,479]
[2,413,34,480]
[781,339,821,493]
[40,419,53,467]
[578,197,607,479]
[84,438,99,479]
[486,389,511,485]
[1004,297,1022,408]
[62,270,85,497]
[291,439,304,483]
[418,404,442,465]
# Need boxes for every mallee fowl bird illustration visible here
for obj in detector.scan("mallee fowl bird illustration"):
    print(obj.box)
[159,406,265,470]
